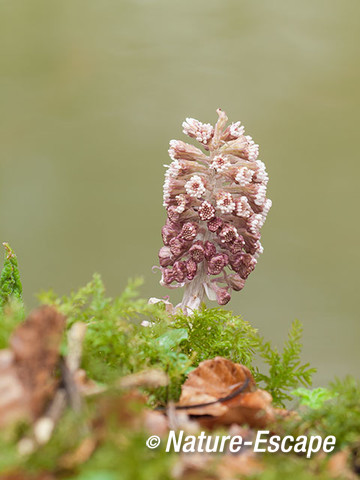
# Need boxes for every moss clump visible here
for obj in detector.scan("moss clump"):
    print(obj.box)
[0,242,23,309]
[0,273,358,479]
[38,274,314,406]
[287,377,360,449]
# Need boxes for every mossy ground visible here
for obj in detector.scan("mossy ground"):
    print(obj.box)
[0,274,359,479]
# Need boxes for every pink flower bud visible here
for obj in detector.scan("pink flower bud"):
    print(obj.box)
[226,237,245,254]
[217,289,231,305]
[207,254,228,275]
[162,269,174,285]
[211,283,231,305]
[186,259,197,280]
[236,254,257,279]
[229,253,244,271]
[180,222,198,241]
[182,118,214,145]
[173,261,187,282]
[222,121,245,141]
[216,191,235,214]
[226,274,246,292]
[168,140,207,162]
[243,232,261,255]
[161,220,180,245]
[166,206,181,223]
[207,217,223,232]
[169,237,187,257]
[204,241,217,260]
[158,246,172,267]
[189,242,205,263]
[198,201,216,221]
[218,224,238,243]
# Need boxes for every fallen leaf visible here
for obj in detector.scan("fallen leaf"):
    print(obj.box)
[177,357,276,428]
[0,306,65,426]
[177,357,255,416]
[199,390,275,429]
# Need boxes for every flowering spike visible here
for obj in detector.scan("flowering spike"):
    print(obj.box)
[157,109,271,314]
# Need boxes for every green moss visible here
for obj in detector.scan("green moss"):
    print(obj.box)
[288,377,360,449]
[0,242,23,310]
[291,387,335,409]
[256,320,316,407]
[0,298,25,349]
[38,275,314,406]
[4,273,357,479]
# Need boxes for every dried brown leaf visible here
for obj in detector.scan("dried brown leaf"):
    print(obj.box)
[177,357,276,429]
[11,305,65,418]
[199,390,275,429]
[0,306,65,427]
[177,357,255,416]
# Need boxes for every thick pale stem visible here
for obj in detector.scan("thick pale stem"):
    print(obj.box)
[180,262,207,315]
[180,228,212,315]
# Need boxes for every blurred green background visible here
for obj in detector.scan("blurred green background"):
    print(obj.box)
[0,0,359,384]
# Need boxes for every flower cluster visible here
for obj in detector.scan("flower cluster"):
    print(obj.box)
[157,109,271,312]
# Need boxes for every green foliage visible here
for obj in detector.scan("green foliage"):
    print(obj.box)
[0,242,23,310]
[292,377,360,448]
[256,319,316,407]
[0,298,25,349]
[157,328,188,350]
[39,275,191,402]
[38,275,314,407]
[0,397,174,480]
[250,453,342,480]
[0,273,357,480]
[292,387,335,409]
[172,307,259,368]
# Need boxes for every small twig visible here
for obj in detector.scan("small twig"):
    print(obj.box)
[156,376,251,412]
[66,322,87,372]
[60,357,82,413]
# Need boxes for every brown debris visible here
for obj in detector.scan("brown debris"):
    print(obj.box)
[327,448,359,480]
[0,350,30,427]
[199,389,275,429]
[118,368,169,389]
[177,357,275,428]
[73,368,105,396]
[93,390,169,442]
[0,306,65,427]
[59,436,97,469]
[0,473,55,480]
[177,357,255,416]
[10,306,65,418]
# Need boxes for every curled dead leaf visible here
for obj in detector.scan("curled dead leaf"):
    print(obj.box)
[200,389,275,429]
[177,357,276,428]
[177,357,255,416]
